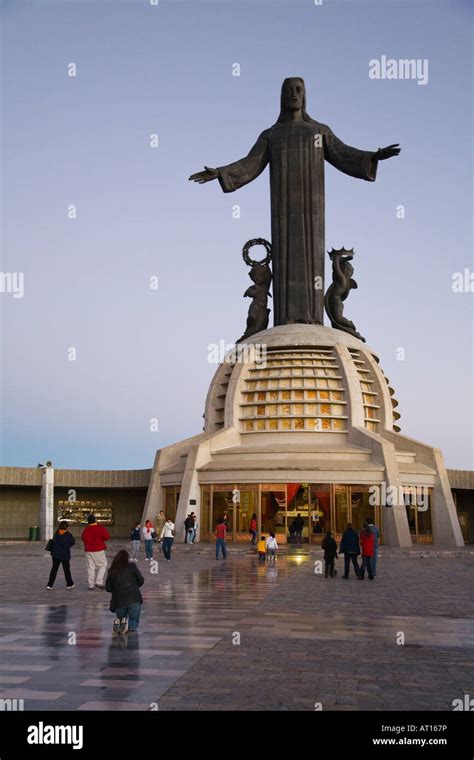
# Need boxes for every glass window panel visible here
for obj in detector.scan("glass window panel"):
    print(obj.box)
[256,419,265,430]
[281,418,291,429]
[269,391,278,401]
[310,485,331,533]
[282,390,291,400]
[257,405,265,416]
[257,392,266,401]
[350,491,375,532]
[335,488,350,533]
[304,378,316,388]
[331,391,343,401]
[293,404,304,415]
[332,418,345,430]
[366,407,377,419]
[417,493,432,534]
[307,404,317,414]
[245,421,254,431]
[321,418,331,430]
[318,390,330,400]
[317,379,329,388]
[405,503,416,533]
[212,491,234,533]
[294,418,304,429]
[267,404,277,415]
[328,379,340,389]
[331,404,344,416]
[307,390,317,400]
[294,390,304,400]
[236,491,257,533]
[319,404,331,415]
[246,392,255,401]
[307,419,317,429]
[269,419,278,430]
[201,486,211,537]
[280,404,291,415]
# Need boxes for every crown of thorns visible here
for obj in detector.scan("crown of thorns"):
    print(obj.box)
[242,238,272,267]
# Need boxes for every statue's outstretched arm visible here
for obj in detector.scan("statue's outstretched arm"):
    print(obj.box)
[189,132,269,193]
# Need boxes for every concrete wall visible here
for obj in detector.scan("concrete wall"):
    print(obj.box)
[0,486,41,539]
[0,485,147,539]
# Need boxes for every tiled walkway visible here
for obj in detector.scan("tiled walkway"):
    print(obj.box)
[0,541,473,711]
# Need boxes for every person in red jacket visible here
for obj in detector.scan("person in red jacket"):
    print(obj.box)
[81,514,110,590]
[358,525,375,580]
[249,513,257,545]
[215,518,227,560]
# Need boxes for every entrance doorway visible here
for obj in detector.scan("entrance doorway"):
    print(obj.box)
[198,483,385,543]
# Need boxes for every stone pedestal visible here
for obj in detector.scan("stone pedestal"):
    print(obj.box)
[142,325,463,547]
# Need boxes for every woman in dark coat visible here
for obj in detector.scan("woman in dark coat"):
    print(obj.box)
[46,520,75,589]
[105,549,144,635]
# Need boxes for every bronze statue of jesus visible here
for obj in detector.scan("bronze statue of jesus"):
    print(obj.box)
[190,77,400,326]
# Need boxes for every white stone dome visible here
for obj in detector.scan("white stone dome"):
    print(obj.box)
[204,324,401,437]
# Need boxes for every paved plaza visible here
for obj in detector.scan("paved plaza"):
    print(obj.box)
[0,541,473,711]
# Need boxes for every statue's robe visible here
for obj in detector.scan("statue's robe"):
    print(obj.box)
[217,120,377,326]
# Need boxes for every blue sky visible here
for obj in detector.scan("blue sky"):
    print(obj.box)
[1,0,472,469]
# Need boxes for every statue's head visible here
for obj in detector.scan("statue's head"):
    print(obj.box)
[343,260,354,278]
[277,77,313,123]
[249,264,272,287]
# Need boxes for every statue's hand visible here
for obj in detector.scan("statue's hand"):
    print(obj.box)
[375,144,401,160]
[188,166,219,183]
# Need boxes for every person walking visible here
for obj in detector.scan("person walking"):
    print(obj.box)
[188,512,197,543]
[142,520,154,561]
[215,517,227,560]
[184,514,191,543]
[161,517,175,561]
[190,513,198,543]
[366,519,380,576]
[257,535,266,564]
[129,522,141,562]
[185,513,195,544]
[81,514,110,590]
[293,513,304,546]
[359,525,375,580]
[249,513,257,545]
[265,532,278,563]
[339,523,361,579]
[105,549,144,635]
[288,520,297,544]
[155,510,166,543]
[321,530,338,578]
[46,520,75,589]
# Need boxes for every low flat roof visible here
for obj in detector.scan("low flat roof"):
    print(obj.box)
[0,466,472,491]
[0,467,151,488]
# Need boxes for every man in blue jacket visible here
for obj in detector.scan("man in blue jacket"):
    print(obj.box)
[46,520,76,588]
[339,523,360,579]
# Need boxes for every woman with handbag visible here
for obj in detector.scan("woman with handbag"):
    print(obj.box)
[46,520,75,589]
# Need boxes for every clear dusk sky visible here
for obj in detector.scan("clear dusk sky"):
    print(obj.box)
[1,0,472,470]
